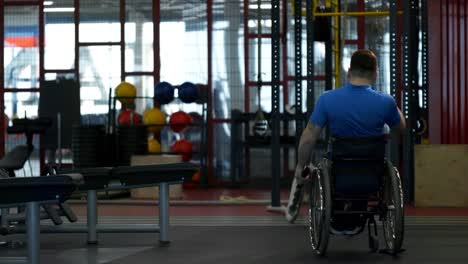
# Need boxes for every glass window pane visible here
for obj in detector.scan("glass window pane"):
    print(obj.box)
[160,13,208,85]
[79,0,120,43]
[45,5,75,70]
[4,6,39,89]
[4,92,39,119]
[79,46,121,115]
[366,17,390,94]
[125,0,153,72]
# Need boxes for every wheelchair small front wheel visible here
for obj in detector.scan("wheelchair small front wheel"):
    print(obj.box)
[382,163,405,255]
[308,160,332,256]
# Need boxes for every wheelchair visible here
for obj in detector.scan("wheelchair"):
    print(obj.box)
[306,136,404,256]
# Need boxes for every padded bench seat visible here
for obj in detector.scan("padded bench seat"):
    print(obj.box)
[111,163,196,186]
[0,175,78,205]
[62,163,196,191]
[58,162,198,245]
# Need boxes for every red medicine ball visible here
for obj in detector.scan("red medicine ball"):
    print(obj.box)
[118,109,142,125]
[169,111,192,133]
[171,139,193,161]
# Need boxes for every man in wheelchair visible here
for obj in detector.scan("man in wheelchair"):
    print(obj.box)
[286,50,406,255]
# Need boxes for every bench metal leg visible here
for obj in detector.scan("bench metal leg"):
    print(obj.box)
[87,190,98,245]
[1,208,9,226]
[26,202,40,264]
[159,183,170,246]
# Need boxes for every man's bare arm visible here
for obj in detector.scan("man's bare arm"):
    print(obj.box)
[393,107,407,132]
[297,122,323,169]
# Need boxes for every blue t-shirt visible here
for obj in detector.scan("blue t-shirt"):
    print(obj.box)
[310,83,401,138]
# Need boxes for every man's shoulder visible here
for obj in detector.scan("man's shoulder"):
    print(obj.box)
[319,88,343,98]
[372,90,395,103]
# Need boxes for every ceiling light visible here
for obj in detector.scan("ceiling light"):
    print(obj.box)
[249,4,271,9]
[44,7,75,13]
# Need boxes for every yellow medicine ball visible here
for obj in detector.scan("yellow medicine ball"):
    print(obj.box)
[115,82,137,105]
[148,138,161,153]
[143,108,166,133]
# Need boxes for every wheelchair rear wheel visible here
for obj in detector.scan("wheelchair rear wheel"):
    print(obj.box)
[382,163,405,254]
[308,159,332,256]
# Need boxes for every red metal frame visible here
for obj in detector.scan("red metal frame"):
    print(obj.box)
[4,88,40,92]
[74,0,79,81]
[242,0,251,183]
[124,72,154,76]
[120,0,125,82]
[357,0,365,49]
[153,0,160,84]
[39,0,45,173]
[461,0,466,143]
[464,0,468,143]
[207,0,215,185]
[243,0,250,113]
[442,1,448,142]
[78,42,121,46]
[0,0,4,157]
[44,69,75,74]
[38,0,44,85]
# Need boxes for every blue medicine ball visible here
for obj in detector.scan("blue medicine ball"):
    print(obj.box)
[178,82,199,103]
[154,81,174,104]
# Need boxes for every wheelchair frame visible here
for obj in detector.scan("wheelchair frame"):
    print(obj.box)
[308,157,405,256]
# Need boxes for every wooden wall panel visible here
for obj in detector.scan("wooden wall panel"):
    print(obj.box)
[415,145,468,207]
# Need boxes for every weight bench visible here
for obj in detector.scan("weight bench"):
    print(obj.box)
[0,175,79,264]
[45,163,197,245]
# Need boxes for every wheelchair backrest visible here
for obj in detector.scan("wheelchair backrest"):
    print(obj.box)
[328,137,387,196]
[329,136,386,161]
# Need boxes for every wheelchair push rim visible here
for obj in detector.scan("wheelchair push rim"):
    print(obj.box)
[308,161,331,256]
[287,177,305,223]
[382,163,405,254]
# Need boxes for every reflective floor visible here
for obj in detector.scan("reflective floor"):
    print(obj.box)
[1,220,468,264]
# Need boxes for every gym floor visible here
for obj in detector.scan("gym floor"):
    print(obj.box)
[2,224,468,263]
[1,188,468,263]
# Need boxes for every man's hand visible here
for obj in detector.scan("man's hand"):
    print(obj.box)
[294,163,317,185]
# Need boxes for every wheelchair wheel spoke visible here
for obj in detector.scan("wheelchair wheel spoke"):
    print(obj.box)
[309,169,324,250]
[382,164,404,254]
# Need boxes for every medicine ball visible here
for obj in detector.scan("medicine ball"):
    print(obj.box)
[155,81,175,104]
[143,107,166,133]
[171,139,193,162]
[117,109,142,125]
[115,82,137,105]
[178,82,199,103]
[169,111,192,133]
[148,138,161,153]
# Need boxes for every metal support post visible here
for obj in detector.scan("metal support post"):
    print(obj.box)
[306,0,315,115]
[87,190,98,244]
[269,0,282,210]
[402,0,419,203]
[159,183,170,245]
[295,0,304,145]
[389,0,400,166]
[26,202,40,264]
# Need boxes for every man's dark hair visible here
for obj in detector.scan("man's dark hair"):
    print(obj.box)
[349,49,377,80]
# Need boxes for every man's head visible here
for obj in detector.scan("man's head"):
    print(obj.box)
[348,49,378,84]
